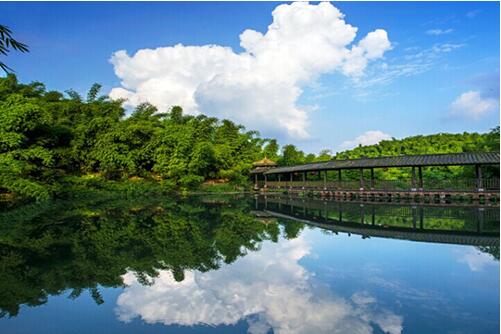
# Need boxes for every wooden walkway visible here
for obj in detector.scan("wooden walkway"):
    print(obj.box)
[251,152,500,201]
[261,181,500,201]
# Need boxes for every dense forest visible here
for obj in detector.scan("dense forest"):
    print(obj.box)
[0,75,269,201]
[0,75,499,202]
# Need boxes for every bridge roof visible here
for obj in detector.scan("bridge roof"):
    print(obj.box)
[265,211,499,247]
[264,152,499,174]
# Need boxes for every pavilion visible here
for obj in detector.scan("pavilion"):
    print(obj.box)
[250,157,277,190]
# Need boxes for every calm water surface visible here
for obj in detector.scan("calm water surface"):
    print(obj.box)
[0,194,498,334]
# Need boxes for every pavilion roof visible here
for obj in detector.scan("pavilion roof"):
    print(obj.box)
[264,152,499,174]
[250,166,273,174]
[253,157,277,167]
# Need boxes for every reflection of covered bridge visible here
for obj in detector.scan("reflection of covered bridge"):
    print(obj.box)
[251,152,500,200]
[254,195,499,247]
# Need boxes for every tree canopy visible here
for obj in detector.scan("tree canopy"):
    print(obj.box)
[0,75,498,201]
[0,75,269,201]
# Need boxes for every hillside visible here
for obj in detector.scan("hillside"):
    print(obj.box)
[335,131,499,160]
[333,130,499,180]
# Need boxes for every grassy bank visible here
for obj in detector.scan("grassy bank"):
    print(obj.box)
[0,174,253,209]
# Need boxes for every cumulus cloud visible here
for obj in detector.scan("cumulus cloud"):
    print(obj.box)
[109,2,391,139]
[115,233,403,334]
[450,90,498,120]
[339,130,392,150]
[426,28,453,35]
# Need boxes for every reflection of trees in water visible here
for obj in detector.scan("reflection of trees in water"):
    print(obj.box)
[261,196,500,233]
[0,194,497,319]
[258,196,500,261]
[0,195,282,317]
[477,246,500,260]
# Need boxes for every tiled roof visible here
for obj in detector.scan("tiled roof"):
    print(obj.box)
[253,157,277,167]
[250,166,274,174]
[264,152,499,174]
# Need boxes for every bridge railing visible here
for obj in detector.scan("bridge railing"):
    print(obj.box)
[483,178,500,191]
[263,178,499,192]
[371,179,414,190]
[422,179,476,191]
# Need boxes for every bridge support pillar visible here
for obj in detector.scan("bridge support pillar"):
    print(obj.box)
[419,207,424,229]
[412,206,417,228]
[477,207,484,232]
[476,164,484,192]
[411,167,417,191]
[418,166,423,191]
[359,168,364,191]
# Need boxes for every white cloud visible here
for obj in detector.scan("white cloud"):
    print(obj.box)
[404,43,464,61]
[342,29,392,77]
[432,43,464,53]
[109,2,391,139]
[339,130,392,150]
[466,10,481,19]
[352,42,465,91]
[115,233,403,334]
[351,291,376,305]
[426,28,453,36]
[450,90,498,120]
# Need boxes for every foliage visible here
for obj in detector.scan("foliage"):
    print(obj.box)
[332,130,500,180]
[0,75,498,201]
[279,144,306,166]
[0,75,265,201]
[0,25,29,74]
[335,130,499,159]
[0,82,56,201]
[271,129,498,181]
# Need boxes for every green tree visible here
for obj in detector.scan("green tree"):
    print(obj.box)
[262,139,280,160]
[0,75,498,201]
[316,149,332,161]
[0,76,55,200]
[279,144,305,166]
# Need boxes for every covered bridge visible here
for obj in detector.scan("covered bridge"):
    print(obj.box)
[251,152,499,196]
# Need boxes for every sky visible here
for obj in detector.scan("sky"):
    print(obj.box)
[1,1,499,154]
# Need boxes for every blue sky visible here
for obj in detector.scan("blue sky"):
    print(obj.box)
[1,1,499,153]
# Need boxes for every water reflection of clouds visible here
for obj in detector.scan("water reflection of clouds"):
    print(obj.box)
[456,247,498,272]
[115,235,403,334]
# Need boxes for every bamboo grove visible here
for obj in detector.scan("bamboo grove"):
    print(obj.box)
[0,75,499,202]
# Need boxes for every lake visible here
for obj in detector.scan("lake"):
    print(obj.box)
[0,194,498,334]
